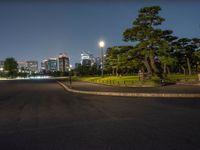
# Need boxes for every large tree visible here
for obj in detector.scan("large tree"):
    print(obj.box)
[4,57,18,78]
[192,38,200,73]
[174,38,200,75]
[104,46,120,75]
[123,6,171,77]
[158,30,178,75]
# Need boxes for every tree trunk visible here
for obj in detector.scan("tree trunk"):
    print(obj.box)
[167,67,170,75]
[186,57,192,75]
[116,67,118,76]
[149,55,159,74]
[181,66,186,75]
[112,68,115,76]
[143,57,152,76]
[163,63,167,74]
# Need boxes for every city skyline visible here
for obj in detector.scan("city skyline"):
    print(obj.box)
[0,1,200,66]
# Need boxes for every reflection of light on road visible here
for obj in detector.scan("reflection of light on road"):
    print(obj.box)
[1,76,67,80]
[29,76,50,79]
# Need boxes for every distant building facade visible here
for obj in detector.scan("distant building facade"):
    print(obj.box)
[82,59,92,66]
[17,61,28,72]
[0,60,4,72]
[27,61,38,73]
[81,51,95,66]
[41,59,48,73]
[40,52,71,73]
[47,58,57,72]
[58,53,69,72]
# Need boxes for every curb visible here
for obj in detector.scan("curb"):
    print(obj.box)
[57,81,200,98]
[76,80,158,87]
[176,82,200,87]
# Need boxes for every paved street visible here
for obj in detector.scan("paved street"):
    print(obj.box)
[0,80,200,150]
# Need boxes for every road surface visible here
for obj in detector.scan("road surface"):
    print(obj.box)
[0,80,200,150]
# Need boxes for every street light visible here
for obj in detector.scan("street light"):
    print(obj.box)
[99,40,105,77]
[99,41,105,48]
[68,64,72,88]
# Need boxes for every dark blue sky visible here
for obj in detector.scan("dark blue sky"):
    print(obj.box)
[0,0,200,67]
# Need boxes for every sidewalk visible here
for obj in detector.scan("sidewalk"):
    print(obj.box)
[63,81,200,94]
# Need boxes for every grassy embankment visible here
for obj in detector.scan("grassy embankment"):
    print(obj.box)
[72,74,199,87]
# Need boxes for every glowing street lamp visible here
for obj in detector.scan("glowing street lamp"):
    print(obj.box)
[99,41,105,76]
[99,41,105,48]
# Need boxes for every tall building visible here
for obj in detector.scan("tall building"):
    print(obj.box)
[0,60,4,72]
[82,59,92,66]
[41,59,48,72]
[27,61,38,73]
[58,53,69,72]
[17,61,28,72]
[81,51,95,66]
[48,58,57,72]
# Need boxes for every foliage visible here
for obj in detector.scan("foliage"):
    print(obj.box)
[123,6,173,77]
[4,57,18,78]
[74,64,100,76]
[103,5,200,79]
[104,46,141,75]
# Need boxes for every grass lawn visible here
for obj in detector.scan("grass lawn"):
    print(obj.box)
[72,74,199,87]
[165,74,198,82]
[72,75,161,87]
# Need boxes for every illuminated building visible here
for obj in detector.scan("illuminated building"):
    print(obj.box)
[17,61,28,72]
[58,53,69,72]
[47,58,57,72]
[81,51,95,66]
[0,60,4,72]
[41,59,48,72]
[27,61,38,73]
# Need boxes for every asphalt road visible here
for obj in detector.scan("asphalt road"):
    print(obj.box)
[0,80,200,150]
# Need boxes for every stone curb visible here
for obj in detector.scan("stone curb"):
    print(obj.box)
[57,81,200,98]
[176,82,200,86]
[77,80,158,87]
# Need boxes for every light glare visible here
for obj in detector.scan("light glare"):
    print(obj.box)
[99,41,105,48]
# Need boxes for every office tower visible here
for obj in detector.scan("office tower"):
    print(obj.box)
[58,53,69,72]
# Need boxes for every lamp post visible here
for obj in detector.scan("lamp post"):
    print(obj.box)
[68,64,72,88]
[99,41,105,77]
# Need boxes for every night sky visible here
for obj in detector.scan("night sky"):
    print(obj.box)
[0,0,200,67]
